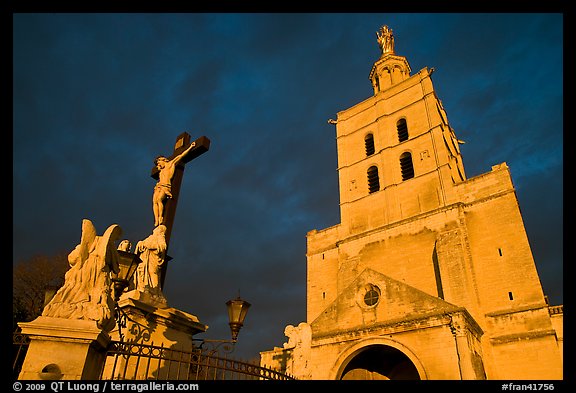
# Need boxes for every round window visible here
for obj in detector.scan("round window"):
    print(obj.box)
[363,287,380,307]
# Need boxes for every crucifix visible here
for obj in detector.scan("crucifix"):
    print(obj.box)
[150,132,210,288]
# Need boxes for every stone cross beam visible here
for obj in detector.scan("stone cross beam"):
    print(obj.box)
[150,132,210,287]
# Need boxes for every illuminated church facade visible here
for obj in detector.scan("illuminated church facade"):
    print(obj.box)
[260,26,563,380]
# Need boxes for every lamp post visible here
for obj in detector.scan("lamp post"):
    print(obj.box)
[193,294,251,354]
[110,251,141,340]
[111,251,141,302]
[226,296,251,343]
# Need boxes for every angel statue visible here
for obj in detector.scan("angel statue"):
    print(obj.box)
[42,219,122,332]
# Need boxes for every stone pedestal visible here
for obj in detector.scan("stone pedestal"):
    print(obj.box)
[101,290,207,379]
[113,289,207,345]
[18,317,111,380]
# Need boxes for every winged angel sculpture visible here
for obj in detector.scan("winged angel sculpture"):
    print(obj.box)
[42,219,122,332]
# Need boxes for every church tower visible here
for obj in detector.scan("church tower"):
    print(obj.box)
[260,25,562,380]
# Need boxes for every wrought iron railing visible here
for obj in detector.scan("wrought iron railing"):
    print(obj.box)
[101,341,295,380]
[13,332,294,381]
[12,331,30,379]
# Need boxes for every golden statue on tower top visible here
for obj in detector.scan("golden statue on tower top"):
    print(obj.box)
[376,25,395,55]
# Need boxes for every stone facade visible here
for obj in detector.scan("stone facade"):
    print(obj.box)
[260,28,563,380]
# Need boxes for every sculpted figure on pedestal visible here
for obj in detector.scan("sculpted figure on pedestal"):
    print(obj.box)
[376,25,395,55]
[134,224,167,299]
[283,322,312,379]
[42,219,122,332]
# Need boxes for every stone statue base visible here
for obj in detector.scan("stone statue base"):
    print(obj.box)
[18,316,111,380]
[113,289,207,343]
[102,289,208,379]
[122,288,169,309]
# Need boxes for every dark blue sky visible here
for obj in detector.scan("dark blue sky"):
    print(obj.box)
[13,13,563,361]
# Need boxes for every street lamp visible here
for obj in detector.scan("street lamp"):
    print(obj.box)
[110,250,141,341]
[193,295,251,354]
[226,296,251,342]
[111,250,141,302]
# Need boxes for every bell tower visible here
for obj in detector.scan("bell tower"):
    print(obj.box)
[334,25,466,236]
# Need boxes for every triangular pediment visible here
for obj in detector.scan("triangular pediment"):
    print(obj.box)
[311,268,462,335]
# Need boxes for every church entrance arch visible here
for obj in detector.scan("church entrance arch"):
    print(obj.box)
[331,338,426,380]
[340,344,420,380]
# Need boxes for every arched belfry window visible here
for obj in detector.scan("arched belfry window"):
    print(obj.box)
[367,166,380,193]
[397,118,409,142]
[400,152,414,180]
[365,133,375,156]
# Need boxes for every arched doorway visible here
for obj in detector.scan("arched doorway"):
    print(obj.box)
[340,344,420,380]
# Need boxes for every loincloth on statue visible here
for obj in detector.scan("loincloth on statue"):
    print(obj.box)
[154,183,173,198]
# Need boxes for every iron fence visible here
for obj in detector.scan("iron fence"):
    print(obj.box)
[13,331,294,381]
[12,331,30,379]
[101,340,294,380]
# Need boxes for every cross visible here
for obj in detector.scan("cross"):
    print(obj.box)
[150,132,210,288]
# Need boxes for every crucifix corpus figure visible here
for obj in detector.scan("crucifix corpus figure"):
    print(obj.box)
[150,133,210,288]
[153,141,196,227]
